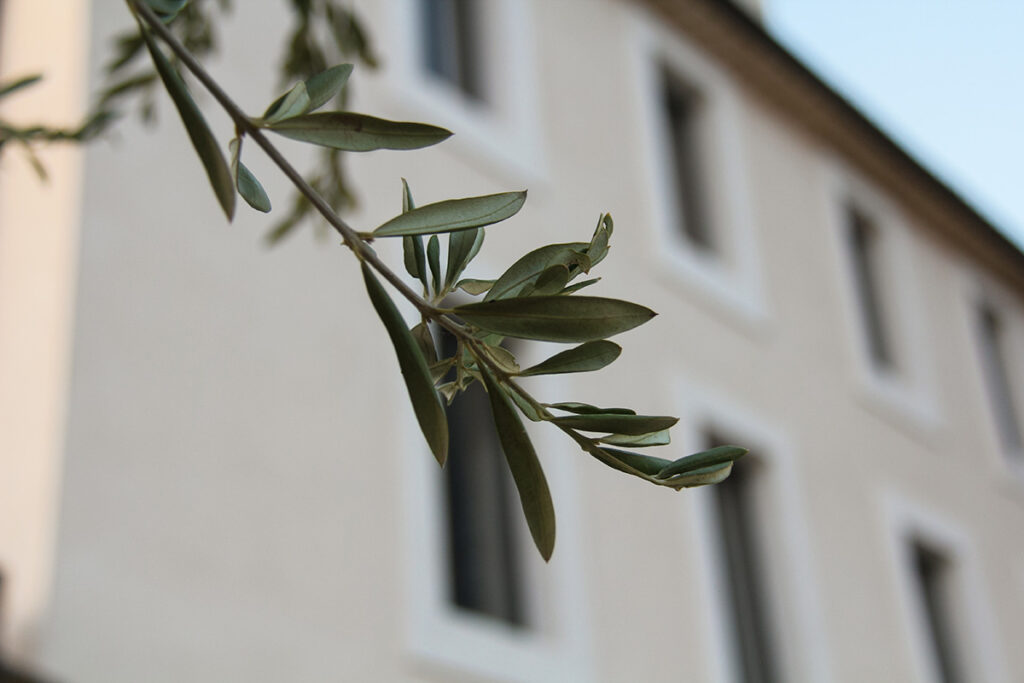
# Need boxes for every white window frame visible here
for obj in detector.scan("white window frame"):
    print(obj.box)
[960,271,1024,485]
[881,493,1008,683]
[676,381,832,683]
[386,0,546,184]
[399,311,593,683]
[822,159,940,434]
[630,10,768,331]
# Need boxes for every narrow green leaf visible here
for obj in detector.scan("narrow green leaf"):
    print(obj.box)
[519,340,621,377]
[427,235,441,295]
[485,243,590,301]
[268,112,452,151]
[454,295,657,343]
[601,447,673,477]
[587,213,613,267]
[228,138,271,213]
[373,191,526,238]
[445,227,484,291]
[410,322,437,364]
[656,445,748,479]
[480,366,556,561]
[551,413,679,436]
[526,265,570,296]
[662,462,734,489]
[455,278,495,296]
[481,343,519,375]
[599,430,671,448]
[559,277,601,295]
[361,264,448,465]
[141,27,235,220]
[262,82,311,125]
[400,181,428,291]
[547,402,635,415]
[508,389,545,422]
[304,64,353,112]
[236,161,272,212]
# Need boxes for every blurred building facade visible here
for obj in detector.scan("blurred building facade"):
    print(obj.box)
[2,0,1023,681]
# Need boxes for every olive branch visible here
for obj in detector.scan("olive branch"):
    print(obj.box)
[130,0,746,560]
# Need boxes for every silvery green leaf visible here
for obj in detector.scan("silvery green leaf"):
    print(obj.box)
[268,112,451,151]
[485,243,591,301]
[481,343,519,375]
[656,445,748,479]
[587,213,613,267]
[373,191,526,238]
[454,295,657,343]
[518,340,621,377]
[400,181,428,290]
[455,278,495,296]
[410,322,437,364]
[141,27,235,220]
[526,265,570,297]
[361,264,448,465]
[546,402,635,415]
[427,235,441,295]
[662,462,734,489]
[550,413,678,436]
[599,430,671,448]
[445,227,484,292]
[600,447,673,477]
[480,366,556,561]
[236,161,271,212]
[559,277,601,295]
[304,64,353,112]
[262,82,311,125]
[508,389,545,422]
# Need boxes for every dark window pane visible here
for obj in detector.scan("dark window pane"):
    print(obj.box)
[663,69,713,251]
[911,542,963,683]
[976,304,1023,455]
[708,436,780,683]
[846,206,895,371]
[438,330,526,626]
[421,0,485,101]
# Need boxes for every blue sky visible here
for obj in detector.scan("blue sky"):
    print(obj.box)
[764,1,1024,250]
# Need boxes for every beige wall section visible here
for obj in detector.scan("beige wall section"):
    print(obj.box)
[0,0,89,663]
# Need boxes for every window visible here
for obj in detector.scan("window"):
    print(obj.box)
[707,435,781,683]
[975,303,1023,457]
[438,330,527,627]
[845,204,895,372]
[634,14,767,327]
[662,69,713,252]
[420,0,485,102]
[391,0,542,179]
[909,541,964,683]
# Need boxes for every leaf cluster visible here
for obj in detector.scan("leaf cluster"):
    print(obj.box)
[128,0,748,562]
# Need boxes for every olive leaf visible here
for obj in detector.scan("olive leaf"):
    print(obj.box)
[229,138,271,213]
[373,191,526,238]
[262,82,311,125]
[485,243,591,301]
[518,340,621,377]
[361,264,448,465]
[480,365,556,561]
[445,228,484,293]
[268,112,452,151]
[399,179,428,292]
[656,445,748,479]
[454,295,656,343]
[304,64,353,112]
[140,25,235,220]
[549,413,679,436]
